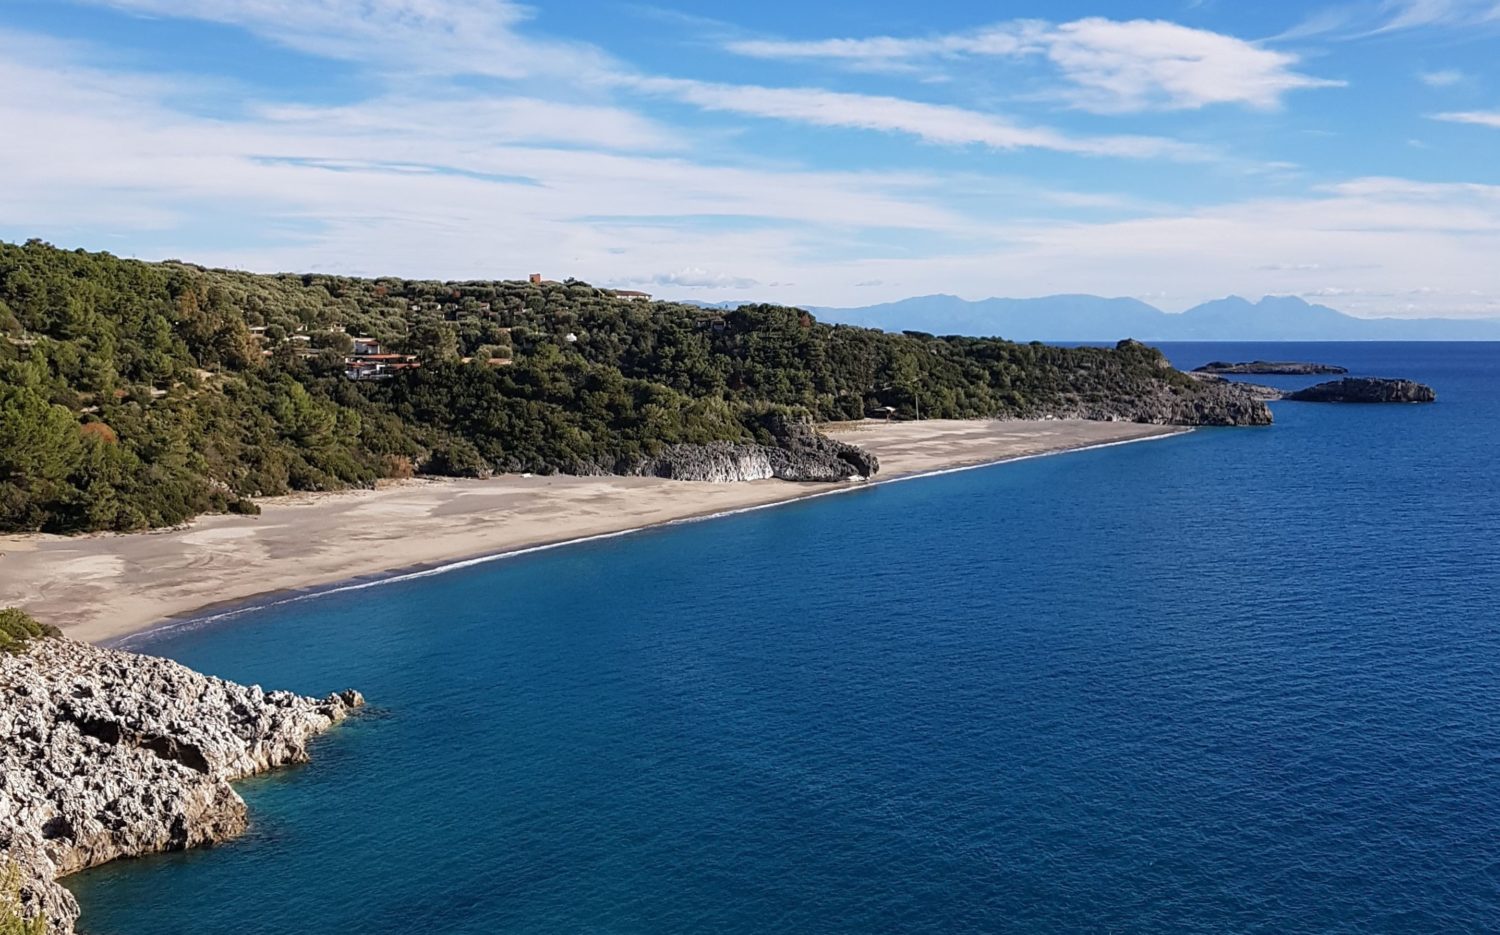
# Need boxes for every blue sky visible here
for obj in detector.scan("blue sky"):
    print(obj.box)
[2,0,1499,316]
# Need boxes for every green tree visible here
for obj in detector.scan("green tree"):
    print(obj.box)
[404,321,459,363]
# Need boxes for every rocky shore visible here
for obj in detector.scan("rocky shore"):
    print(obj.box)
[1194,361,1349,375]
[1035,376,1274,426]
[626,366,1273,482]
[0,638,362,935]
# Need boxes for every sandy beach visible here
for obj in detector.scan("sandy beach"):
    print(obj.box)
[0,419,1184,644]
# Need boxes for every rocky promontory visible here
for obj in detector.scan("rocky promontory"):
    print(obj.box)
[1194,360,1349,375]
[1284,377,1437,403]
[0,637,362,935]
[1036,373,1274,427]
[1003,340,1273,426]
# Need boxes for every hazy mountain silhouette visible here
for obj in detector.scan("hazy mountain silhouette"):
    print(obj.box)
[805,294,1500,341]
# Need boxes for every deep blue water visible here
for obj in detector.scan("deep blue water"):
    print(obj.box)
[71,343,1500,934]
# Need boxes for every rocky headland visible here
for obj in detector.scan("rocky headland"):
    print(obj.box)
[1194,361,1349,375]
[1284,377,1437,403]
[1037,344,1274,426]
[0,636,362,935]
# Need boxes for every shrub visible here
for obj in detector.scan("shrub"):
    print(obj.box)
[226,498,261,516]
[381,454,416,480]
[0,861,46,934]
[0,608,58,655]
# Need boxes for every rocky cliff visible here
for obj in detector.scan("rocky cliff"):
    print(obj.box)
[634,420,879,483]
[1284,377,1437,403]
[0,638,362,935]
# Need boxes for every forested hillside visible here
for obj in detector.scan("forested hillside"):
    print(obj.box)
[0,239,1262,533]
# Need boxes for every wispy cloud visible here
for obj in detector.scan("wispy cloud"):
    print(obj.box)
[726,18,1342,113]
[728,26,1034,68]
[1431,109,1500,127]
[624,76,1210,159]
[76,0,1214,166]
[8,4,1499,317]
[1418,68,1467,86]
[1372,0,1500,33]
[76,0,614,79]
[1280,0,1500,39]
[625,268,761,290]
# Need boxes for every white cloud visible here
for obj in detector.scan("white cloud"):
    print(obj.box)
[631,269,760,289]
[726,18,1341,113]
[0,34,985,285]
[74,1,1212,164]
[728,26,1035,66]
[850,177,1500,317]
[255,96,684,153]
[1432,110,1500,128]
[77,0,613,80]
[1283,0,1500,38]
[1374,0,1500,32]
[1043,19,1344,112]
[3,13,1498,318]
[1418,69,1466,86]
[624,76,1209,159]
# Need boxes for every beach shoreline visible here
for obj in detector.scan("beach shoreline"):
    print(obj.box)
[0,420,1188,646]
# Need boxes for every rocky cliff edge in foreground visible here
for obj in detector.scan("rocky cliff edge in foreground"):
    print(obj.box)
[0,638,362,935]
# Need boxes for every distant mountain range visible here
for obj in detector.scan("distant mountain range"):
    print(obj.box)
[795,294,1500,342]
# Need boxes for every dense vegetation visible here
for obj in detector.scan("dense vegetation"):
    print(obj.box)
[0,239,1207,533]
[0,609,59,655]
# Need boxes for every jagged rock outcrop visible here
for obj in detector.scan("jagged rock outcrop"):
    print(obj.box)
[633,419,879,483]
[1029,377,1274,426]
[1284,377,1436,403]
[1186,371,1284,401]
[1194,360,1348,375]
[0,638,362,935]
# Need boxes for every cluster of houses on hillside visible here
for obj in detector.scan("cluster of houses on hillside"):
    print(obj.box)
[233,272,655,383]
[343,337,421,381]
[245,326,421,380]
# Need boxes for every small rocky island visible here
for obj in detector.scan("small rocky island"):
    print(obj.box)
[1,628,362,935]
[1284,377,1437,403]
[1194,361,1349,375]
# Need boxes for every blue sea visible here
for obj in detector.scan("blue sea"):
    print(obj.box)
[71,343,1500,934]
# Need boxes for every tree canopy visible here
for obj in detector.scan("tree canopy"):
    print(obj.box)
[0,239,1206,533]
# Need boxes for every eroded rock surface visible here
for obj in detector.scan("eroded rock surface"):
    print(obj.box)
[635,421,879,482]
[1285,377,1437,403]
[0,638,362,935]
[1032,377,1275,426]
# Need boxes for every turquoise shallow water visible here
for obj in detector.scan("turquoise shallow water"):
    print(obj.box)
[72,343,1500,933]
